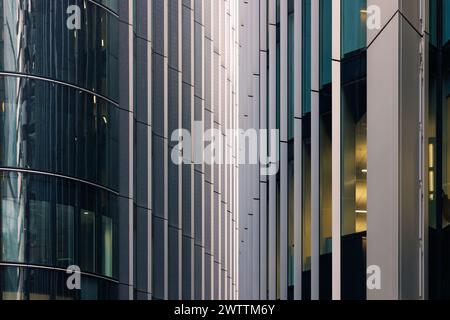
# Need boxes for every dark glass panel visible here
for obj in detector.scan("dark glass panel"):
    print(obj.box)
[0,76,119,190]
[340,52,367,300]
[341,0,366,57]
[0,0,119,100]
[0,171,118,279]
[0,266,118,300]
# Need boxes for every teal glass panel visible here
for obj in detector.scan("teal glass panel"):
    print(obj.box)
[288,11,295,139]
[320,0,332,88]
[341,0,367,57]
[444,0,450,43]
[302,0,312,115]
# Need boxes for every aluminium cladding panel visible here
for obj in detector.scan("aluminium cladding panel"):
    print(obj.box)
[331,0,341,301]
[259,0,268,300]
[293,0,303,301]
[310,0,320,301]
[151,0,169,300]
[398,8,422,300]
[181,1,196,300]
[117,0,134,300]
[194,0,206,300]
[268,0,277,301]
[367,13,400,300]
[368,0,424,300]
[280,0,289,301]
[133,0,153,300]
[168,0,183,301]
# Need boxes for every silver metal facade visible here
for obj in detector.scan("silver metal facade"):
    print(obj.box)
[130,0,240,300]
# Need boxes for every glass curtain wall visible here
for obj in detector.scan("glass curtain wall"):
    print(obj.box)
[319,0,332,300]
[429,0,450,300]
[340,0,367,300]
[302,0,312,301]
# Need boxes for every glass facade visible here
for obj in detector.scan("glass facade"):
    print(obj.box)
[429,0,450,300]
[0,76,119,190]
[0,0,119,101]
[302,0,312,301]
[0,266,117,300]
[95,0,119,12]
[319,0,332,300]
[0,0,120,300]
[0,171,118,277]
[340,0,367,300]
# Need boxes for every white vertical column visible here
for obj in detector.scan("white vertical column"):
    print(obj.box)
[331,0,341,301]
[259,0,268,300]
[268,0,277,301]
[293,0,303,301]
[280,0,288,301]
[310,0,320,301]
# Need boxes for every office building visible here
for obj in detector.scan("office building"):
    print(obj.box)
[0,0,239,300]
[238,0,448,301]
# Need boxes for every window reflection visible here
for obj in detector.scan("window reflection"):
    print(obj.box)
[302,117,312,300]
[0,266,118,300]
[95,0,119,12]
[0,0,119,101]
[56,205,74,267]
[80,210,96,273]
[29,201,52,265]
[0,171,118,279]
[0,76,119,190]
[319,0,332,300]
[340,0,367,299]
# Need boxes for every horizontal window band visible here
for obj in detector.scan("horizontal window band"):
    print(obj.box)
[0,262,119,284]
[0,167,120,196]
[88,0,119,18]
[0,72,119,108]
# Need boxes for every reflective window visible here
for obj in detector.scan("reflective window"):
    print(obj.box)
[302,117,312,300]
[340,0,367,300]
[0,266,118,300]
[0,76,119,190]
[320,0,332,88]
[341,0,367,57]
[0,0,119,101]
[302,0,312,115]
[319,0,332,300]
[56,205,75,267]
[444,0,450,43]
[95,0,119,12]
[428,0,450,300]
[341,54,367,300]
[288,3,295,140]
[0,171,118,279]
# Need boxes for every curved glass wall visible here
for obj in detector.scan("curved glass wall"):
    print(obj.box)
[0,266,118,300]
[0,171,118,280]
[0,0,119,101]
[0,76,119,190]
[94,0,119,13]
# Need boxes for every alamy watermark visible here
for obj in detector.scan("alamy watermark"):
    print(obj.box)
[66,265,81,290]
[66,5,81,30]
[367,265,381,290]
[171,122,280,176]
